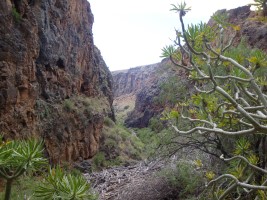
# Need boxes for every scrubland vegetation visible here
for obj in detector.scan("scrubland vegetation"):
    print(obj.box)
[1,0,267,199]
[159,1,267,199]
[0,138,97,200]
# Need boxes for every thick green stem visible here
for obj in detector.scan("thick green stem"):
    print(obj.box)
[4,179,13,200]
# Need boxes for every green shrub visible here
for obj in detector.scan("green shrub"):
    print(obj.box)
[104,138,117,151]
[105,156,123,167]
[35,166,97,200]
[79,96,110,114]
[0,138,47,200]
[11,8,21,23]
[162,161,204,198]
[130,136,145,152]
[103,117,115,127]
[100,123,145,167]
[63,99,75,112]
[117,128,130,141]
[92,152,106,170]
[154,76,187,107]
[149,117,164,132]
[135,128,153,143]
[135,127,161,156]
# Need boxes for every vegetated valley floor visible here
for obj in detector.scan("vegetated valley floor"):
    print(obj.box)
[84,93,180,200]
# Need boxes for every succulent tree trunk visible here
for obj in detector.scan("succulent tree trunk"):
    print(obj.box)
[4,179,13,200]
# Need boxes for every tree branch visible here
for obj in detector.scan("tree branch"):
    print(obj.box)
[172,124,255,136]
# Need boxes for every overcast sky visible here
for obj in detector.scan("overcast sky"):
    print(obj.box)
[89,0,254,71]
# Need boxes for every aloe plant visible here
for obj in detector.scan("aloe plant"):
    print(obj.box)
[0,137,47,200]
[35,166,97,200]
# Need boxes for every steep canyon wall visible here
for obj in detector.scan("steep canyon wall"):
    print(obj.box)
[112,60,189,128]
[0,0,114,163]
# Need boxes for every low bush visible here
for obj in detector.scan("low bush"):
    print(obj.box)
[135,127,162,157]
[103,117,115,127]
[93,123,145,171]
[161,160,205,199]
[11,8,21,23]
[63,99,75,112]
[149,117,165,132]
[92,152,106,170]
[35,166,97,199]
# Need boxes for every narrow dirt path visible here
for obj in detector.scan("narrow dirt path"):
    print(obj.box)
[84,160,177,200]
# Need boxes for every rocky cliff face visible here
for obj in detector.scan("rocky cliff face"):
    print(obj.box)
[112,60,189,128]
[210,6,267,51]
[0,0,114,163]
[112,64,161,98]
[113,63,163,127]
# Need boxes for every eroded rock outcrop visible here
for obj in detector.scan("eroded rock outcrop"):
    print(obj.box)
[210,6,267,52]
[112,60,189,128]
[0,0,114,163]
[112,63,163,127]
[112,64,160,97]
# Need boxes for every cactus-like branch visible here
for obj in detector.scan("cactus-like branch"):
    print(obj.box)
[172,125,256,136]
[223,155,267,174]
[165,3,267,199]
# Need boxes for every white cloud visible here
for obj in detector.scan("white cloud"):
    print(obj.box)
[89,0,254,71]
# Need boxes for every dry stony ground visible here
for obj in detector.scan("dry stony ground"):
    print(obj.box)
[113,93,136,123]
[85,160,178,200]
[99,89,177,199]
